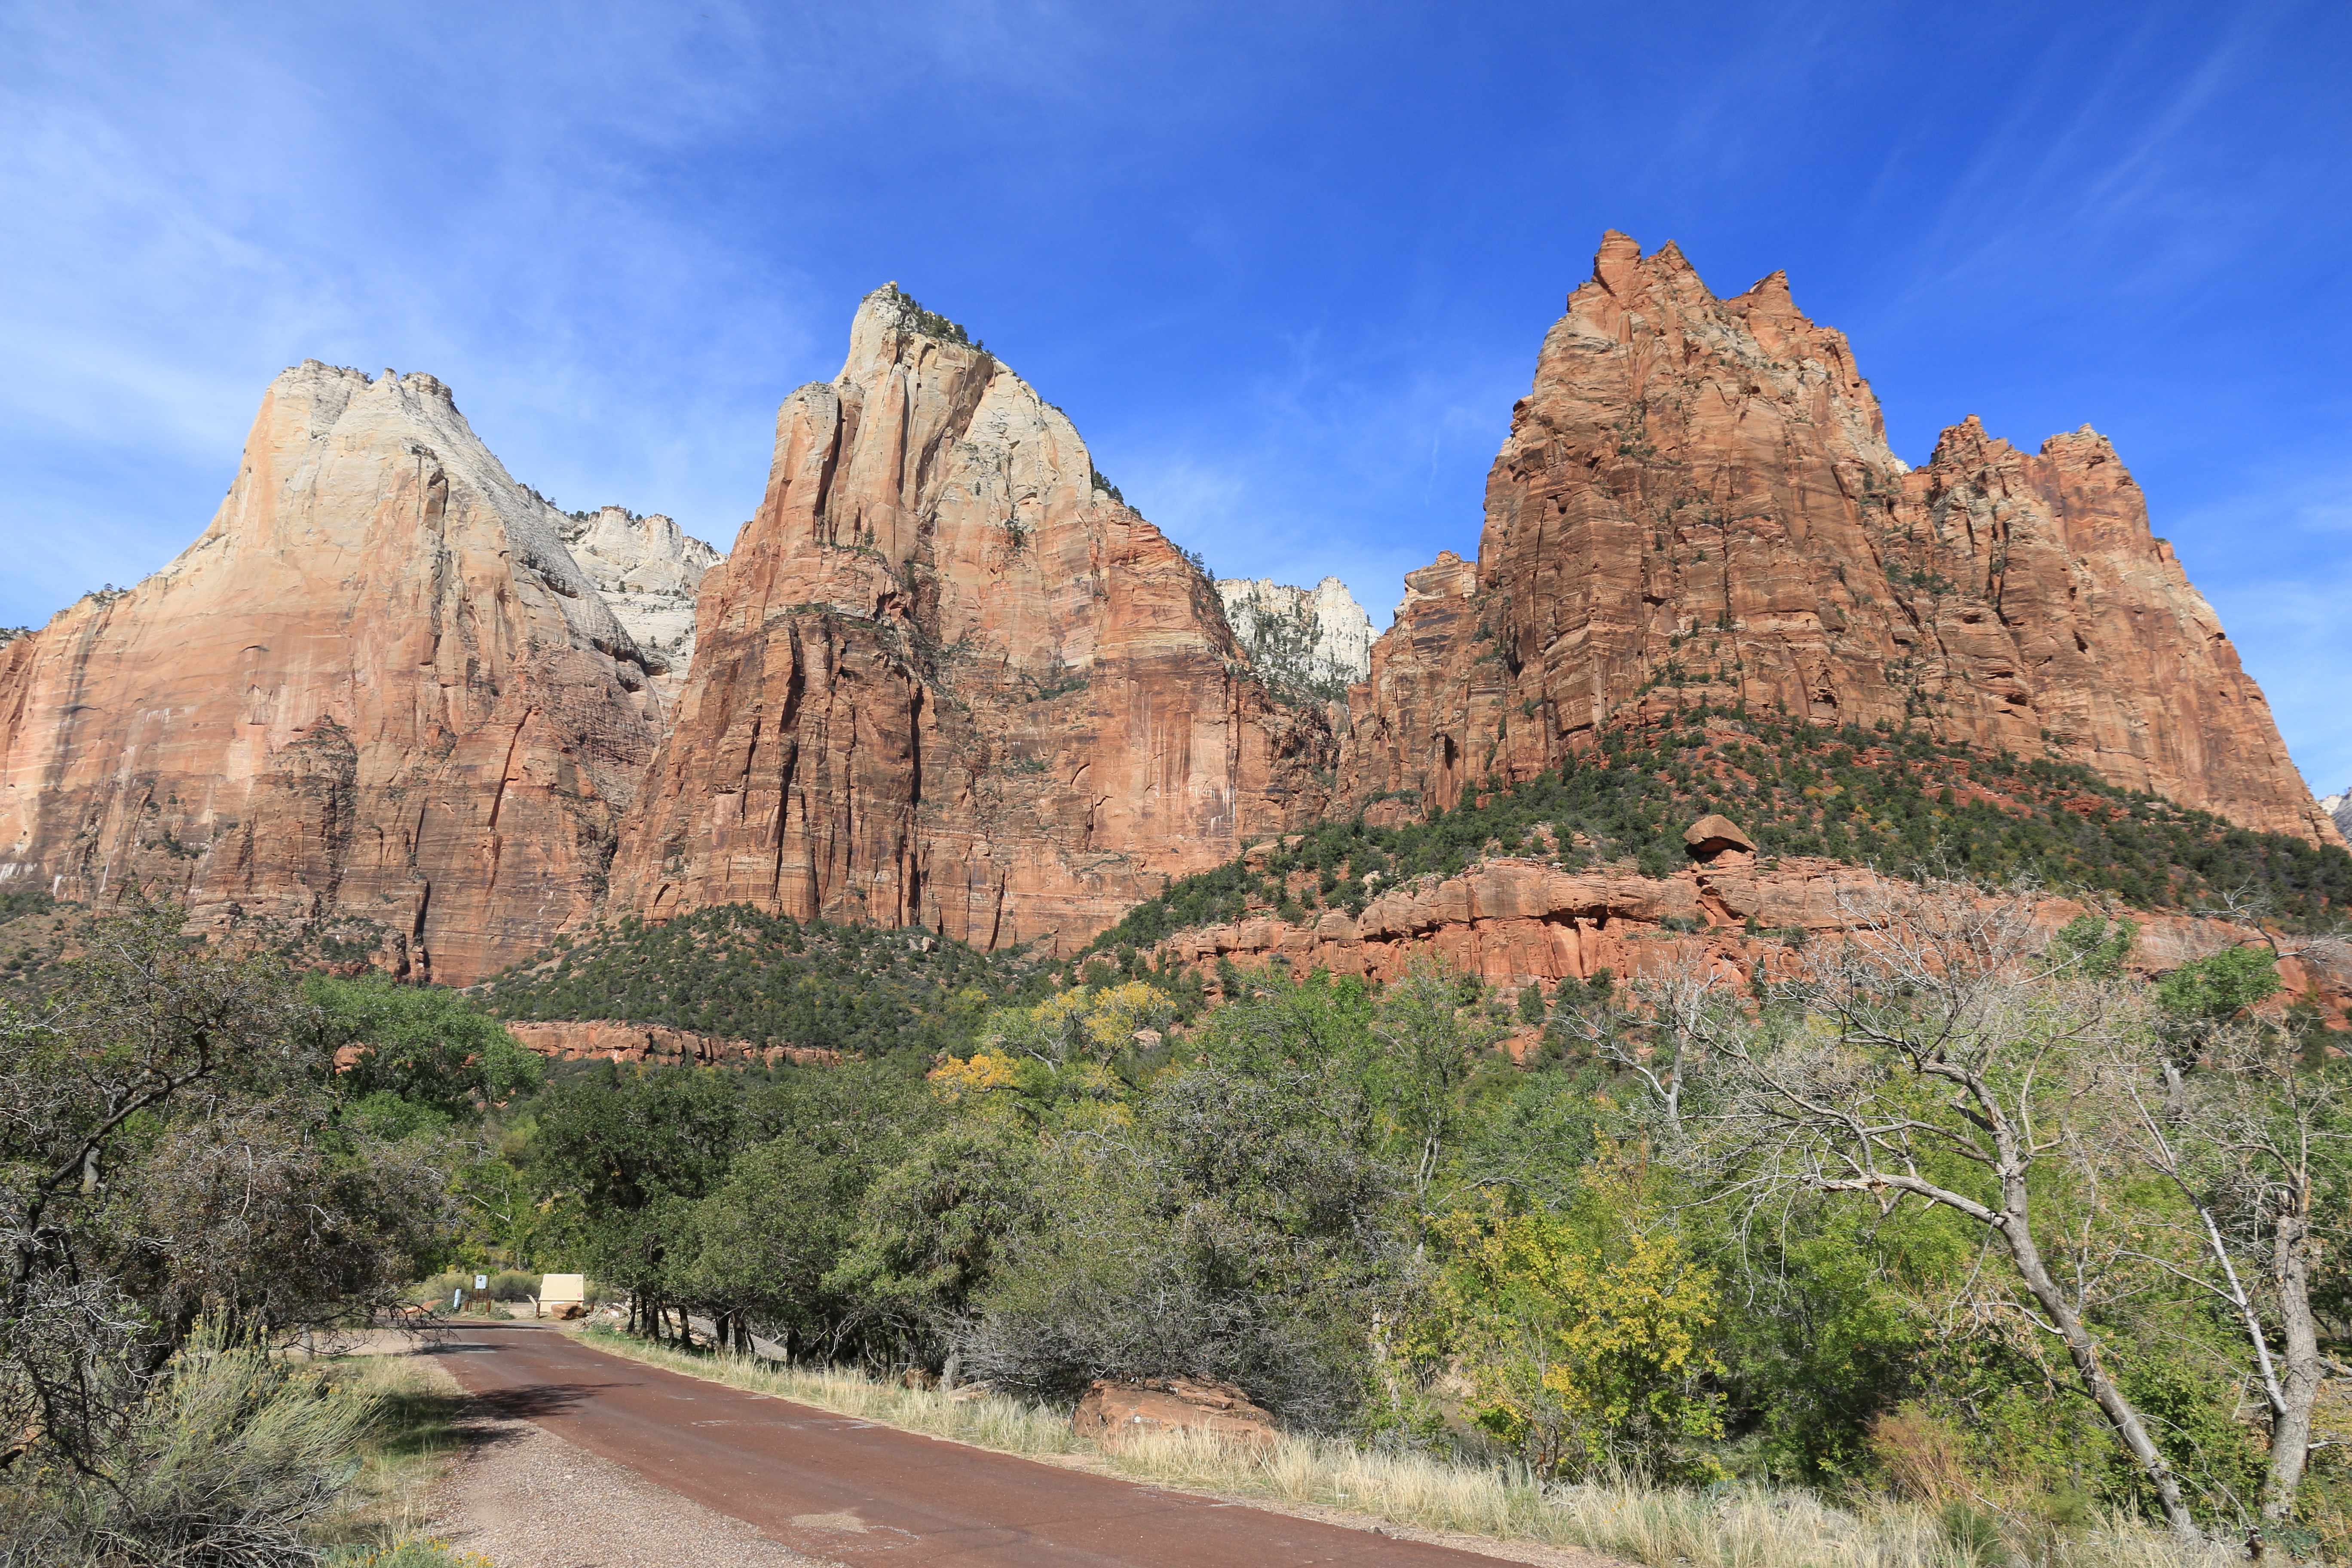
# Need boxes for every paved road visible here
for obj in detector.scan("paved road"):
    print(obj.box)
[431,1322,1517,1566]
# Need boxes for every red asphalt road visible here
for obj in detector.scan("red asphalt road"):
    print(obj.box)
[432,1322,1514,1566]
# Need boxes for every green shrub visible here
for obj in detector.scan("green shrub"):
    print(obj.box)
[480,907,1048,1058]
[6,1322,375,1568]
[485,1270,538,1303]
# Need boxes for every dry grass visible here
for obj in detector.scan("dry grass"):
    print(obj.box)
[576,1326,1085,1459]
[575,1331,2242,1568]
[310,1350,472,1556]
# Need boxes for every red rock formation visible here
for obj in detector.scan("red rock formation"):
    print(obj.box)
[1072,1378,1279,1449]
[609,286,1332,956]
[1150,854,2352,1026]
[503,1020,837,1069]
[1345,233,2338,846]
[0,363,665,984]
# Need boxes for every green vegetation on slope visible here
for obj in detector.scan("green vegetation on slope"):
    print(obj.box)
[1090,708,2352,952]
[479,906,1054,1057]
[486,929,2349,1556]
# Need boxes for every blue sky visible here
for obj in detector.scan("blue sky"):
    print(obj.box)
[4,1,2348,793]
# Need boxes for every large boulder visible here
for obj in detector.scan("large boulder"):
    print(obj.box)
[1072,1377,1278,1449]
[1684,814,1757,861]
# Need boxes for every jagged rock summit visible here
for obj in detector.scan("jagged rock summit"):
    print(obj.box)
[1216,576,1374,699]
[1346,232,2339,846]
[557,505,722,704]
[3,241,2337,986]
[607,285,1334,953]
[0,361,681,983]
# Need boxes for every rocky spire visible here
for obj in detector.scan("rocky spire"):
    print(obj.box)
[1343,233,2339,846]
[0,362,670,981]
[607,287,1334,953]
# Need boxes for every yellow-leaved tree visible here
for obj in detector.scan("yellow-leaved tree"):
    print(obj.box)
[1433,1173,1724,1479]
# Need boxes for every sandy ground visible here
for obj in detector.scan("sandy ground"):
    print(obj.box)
[427,1379,833,1568]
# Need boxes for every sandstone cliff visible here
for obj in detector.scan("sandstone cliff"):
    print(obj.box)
[1216,576,1374,698]
[608,287,1333,955]
[558,505,722,707]
[1153,851,2352,1029]
[1344,233,2337,846]
[0,363,666,984]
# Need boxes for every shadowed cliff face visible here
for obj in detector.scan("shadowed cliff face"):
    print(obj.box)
[1344,233,2339,847]
[0,362,666,983]
[606,287,1334,956]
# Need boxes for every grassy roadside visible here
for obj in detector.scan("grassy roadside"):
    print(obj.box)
[571,1329,2238,1568]
[309,1348,486,1568]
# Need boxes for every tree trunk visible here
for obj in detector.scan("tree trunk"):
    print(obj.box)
[2260,1210,2321,1535]
[2002,1212,2200,1538]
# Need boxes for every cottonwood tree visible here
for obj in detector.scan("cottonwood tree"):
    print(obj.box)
[1373,961,1501,1196]
[2101,973,2349,1554]
[1550,966,1741,1139]
[1694,879,2206,1539]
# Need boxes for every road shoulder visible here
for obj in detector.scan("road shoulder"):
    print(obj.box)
[430,1394,831,1568]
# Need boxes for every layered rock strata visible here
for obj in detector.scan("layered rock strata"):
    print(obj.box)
[609,287,1333,955]
[503,1020,837,1069]
[1344,233,2337,845]
[1152,853,2352,1027]
[557,506,722,706]
[0,363,666,984]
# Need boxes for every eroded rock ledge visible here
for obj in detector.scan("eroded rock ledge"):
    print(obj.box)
[1149,853,2352,1025]
[504,1020,840,1069]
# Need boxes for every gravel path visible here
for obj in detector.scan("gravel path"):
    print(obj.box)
[431,1396,832,1568]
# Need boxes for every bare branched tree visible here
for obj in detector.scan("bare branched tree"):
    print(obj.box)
[1694,877,2205,1539]
[1552,964,1740,1138]
[2101,1014,2349,1553]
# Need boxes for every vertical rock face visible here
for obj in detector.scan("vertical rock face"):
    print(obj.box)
[609,286,1333,954]
[1345,233,2338,845]
[557,505,722,706]
[1216,576,1375,698]
[0,362,667,983]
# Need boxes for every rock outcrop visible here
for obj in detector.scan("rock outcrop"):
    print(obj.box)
[0,363,666,984]
[1152,853,2352,1027]
[1216,575,1374,696]
[1344,233,2339,847]
[503,1019,837,1069]
[609,286,1333,956]
[557,506,722,708]
[1072,1377,1279,1449]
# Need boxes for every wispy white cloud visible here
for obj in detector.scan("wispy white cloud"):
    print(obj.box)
[2177,455,2352,795]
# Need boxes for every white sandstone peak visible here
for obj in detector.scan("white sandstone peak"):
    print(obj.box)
[1216,575,1374,697]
